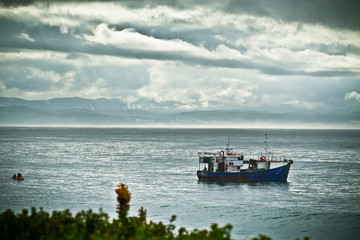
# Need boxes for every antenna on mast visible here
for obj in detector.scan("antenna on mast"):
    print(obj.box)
[264,133,268,154]
[226,137,232,154]
[226,137,229,153]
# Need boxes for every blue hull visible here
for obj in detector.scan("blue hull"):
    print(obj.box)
[197,164,291,182]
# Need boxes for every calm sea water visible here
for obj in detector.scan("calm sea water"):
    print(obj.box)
[0,127,359,240]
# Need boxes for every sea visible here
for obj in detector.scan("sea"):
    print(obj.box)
[0,127,359,240]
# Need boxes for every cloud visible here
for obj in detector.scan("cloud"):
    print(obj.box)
[83,24,209,55]
[0,65,75,92]
[78,22,359,78]
[2,0,359,30]
[0,0,35,7]
[0,50,150,100]
[283,99,324,111]
[131,64,261,110]
[18,32,35,42]
[345,91,360,103]
[224,0,360,30]
[1,2,358,78]
[0,0,359,119]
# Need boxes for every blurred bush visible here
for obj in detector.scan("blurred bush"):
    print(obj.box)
[0,183,308,240]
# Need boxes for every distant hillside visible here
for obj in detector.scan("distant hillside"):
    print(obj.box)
[166,109,360,125]
[0,97,359,128]
[0,97,128,112]
[0,97,153,126]
[0,105,150,126]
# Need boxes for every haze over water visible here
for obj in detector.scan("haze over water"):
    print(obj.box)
[1,127,359,240]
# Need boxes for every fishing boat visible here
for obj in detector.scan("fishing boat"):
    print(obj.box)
[197,135,293,182]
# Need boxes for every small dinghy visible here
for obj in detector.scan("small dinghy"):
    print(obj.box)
[12,173,24,180]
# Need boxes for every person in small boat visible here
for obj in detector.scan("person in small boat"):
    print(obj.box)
[17,173,22,179]
[12,173,17,179]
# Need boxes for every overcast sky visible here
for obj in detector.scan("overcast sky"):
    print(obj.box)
[0,0,359,115]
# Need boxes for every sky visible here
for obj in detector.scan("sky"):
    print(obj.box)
[0,0,359,116]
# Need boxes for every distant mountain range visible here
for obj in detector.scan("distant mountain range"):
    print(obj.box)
[0,97,152,126]
[0,97,359,128]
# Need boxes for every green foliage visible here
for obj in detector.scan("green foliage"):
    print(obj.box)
[0,183,309,240]
[251,234,310,240]
[0,207,234,240]
[252,235,273,240]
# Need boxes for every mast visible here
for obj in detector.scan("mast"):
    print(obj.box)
[226,138,230,154]
[264,133,274,160]
[264,133,268,154]
[263,133,270,160]
[226,137,233,155]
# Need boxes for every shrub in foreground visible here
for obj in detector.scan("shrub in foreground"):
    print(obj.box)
[0,183,308,240]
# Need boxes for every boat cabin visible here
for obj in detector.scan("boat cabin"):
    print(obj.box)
[197,135,293,182]
[198,152,248,173]
[198,151,290,173]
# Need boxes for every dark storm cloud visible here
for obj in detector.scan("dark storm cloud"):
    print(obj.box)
[0,0,135,7]
[0,0,35,7]
[0,0,359,120]
[222,0,360,30]
[1,0,359,30]
[0,15,357,79]
[184,0,360,30]
[1,36,353,78]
